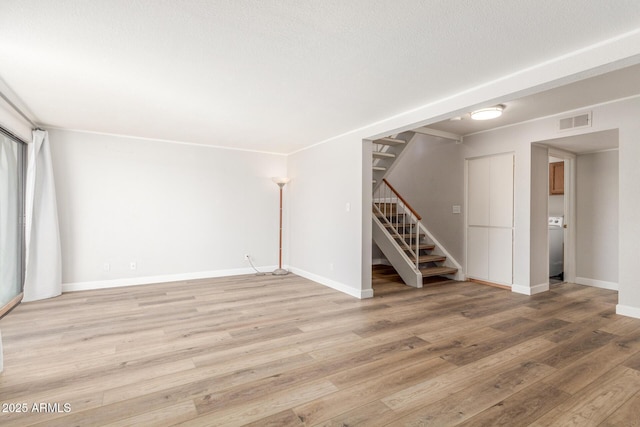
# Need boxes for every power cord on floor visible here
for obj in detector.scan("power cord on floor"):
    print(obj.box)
[246,255,266,276]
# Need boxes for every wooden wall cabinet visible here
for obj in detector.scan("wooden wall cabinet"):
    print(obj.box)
[549,161,564,195]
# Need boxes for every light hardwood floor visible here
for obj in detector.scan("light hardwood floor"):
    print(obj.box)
[1,266,640,426]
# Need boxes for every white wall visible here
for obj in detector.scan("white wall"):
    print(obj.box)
[48,129,287,289]
[576,150,619,286]
[463,97,639,306]
[385,134,465,264]
[289,33,640,300]
[548,195,564,216]
[618,111,640,317]
[458,130,534,292]
[287,137,370,298]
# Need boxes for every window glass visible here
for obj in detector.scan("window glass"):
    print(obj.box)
[0,132,26,318]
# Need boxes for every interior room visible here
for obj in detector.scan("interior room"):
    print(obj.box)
[2,2,640,425]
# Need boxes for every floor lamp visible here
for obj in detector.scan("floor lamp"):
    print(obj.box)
[272,177,290,275]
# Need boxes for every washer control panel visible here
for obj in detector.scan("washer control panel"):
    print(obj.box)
[548,216,564,227]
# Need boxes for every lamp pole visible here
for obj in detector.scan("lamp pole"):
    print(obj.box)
[272,177,290,275]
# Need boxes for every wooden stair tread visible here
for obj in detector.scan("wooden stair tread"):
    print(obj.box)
[417,255,446,263]
[394,234,421,241]
[372,151,396,158]
[374,212,406,218]
[374,137,406,146]
[374,210,400,215]
[420,266,458,277]
[404,243,435,251]
[383,222,416,228]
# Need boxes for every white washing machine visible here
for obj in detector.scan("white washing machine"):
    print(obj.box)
[549,216,564,278]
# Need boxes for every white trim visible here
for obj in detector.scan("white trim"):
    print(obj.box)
[45,126,288,156]
[512,282,549,295]
[616,304,640,319]
[541,148,577,285]
[289,267,373,299]
[372,258,391,266]
[412,126,463,142]
[62,266,278,292]
[579,147,619,155]
[576,277,619,291]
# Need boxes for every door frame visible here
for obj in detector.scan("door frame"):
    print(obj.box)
[547,148,577,284]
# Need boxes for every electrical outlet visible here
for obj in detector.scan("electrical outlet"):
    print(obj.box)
[103,262,110,272]
[130,261,137,270]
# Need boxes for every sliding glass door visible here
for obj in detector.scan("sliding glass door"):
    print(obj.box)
[0,130,26,319]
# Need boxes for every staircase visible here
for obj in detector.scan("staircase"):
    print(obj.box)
[371,132,412,187]
[371,133,462,288]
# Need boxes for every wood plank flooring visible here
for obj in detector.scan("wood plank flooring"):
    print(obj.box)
[1,265,640,426]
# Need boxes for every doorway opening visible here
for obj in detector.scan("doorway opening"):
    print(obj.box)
[547,153,570,285]
[536,129,619,291]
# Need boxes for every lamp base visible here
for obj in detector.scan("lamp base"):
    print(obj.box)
[272,268,289,276]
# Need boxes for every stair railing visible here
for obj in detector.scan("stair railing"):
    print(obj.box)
[373,179,422,270]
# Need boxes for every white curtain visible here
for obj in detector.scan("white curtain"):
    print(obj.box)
[23,130,61,301]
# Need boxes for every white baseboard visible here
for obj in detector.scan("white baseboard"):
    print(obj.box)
[512,282,549,295]
[453,271,466,282]
[289,267,373,299]
[372,258,391,266]
[63,266,374,300]
[62,266,278,293]
[616,304,640,319]
[576,277,618,291]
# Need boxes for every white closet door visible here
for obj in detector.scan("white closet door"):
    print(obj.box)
[489,228,513,284]
[490,154,514,227]
[467,227,489,280]
[467,157,490,226]
[466,153,514,285]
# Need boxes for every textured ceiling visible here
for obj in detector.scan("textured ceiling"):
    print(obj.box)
[1,1,640,153]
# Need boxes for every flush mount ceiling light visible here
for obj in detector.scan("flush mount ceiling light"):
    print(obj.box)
[470,105,504,120]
